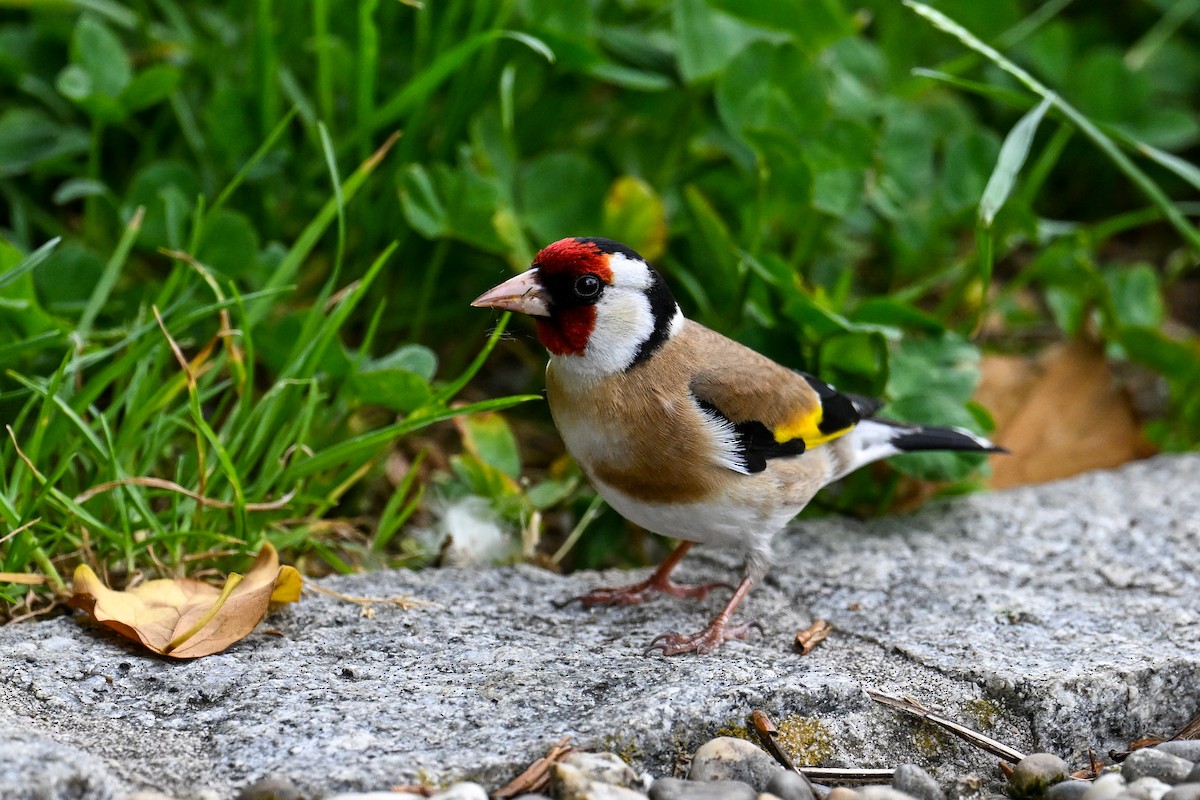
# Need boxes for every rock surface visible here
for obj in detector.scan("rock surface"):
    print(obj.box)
[1,456,1198,799]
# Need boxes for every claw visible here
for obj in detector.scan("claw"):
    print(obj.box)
[644,620,759,656]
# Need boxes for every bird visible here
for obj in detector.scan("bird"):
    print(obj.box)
[472,236,1003,655]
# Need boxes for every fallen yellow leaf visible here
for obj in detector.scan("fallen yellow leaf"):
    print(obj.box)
[68,542,301,659]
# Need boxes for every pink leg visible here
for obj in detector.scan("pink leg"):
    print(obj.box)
[559,542,731,608]
[644,575,759,656]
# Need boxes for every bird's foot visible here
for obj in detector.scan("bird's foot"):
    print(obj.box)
[556,575,731,609]
[643,619,761,656]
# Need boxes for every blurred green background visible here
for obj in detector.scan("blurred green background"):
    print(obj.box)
[1,0,1198,614]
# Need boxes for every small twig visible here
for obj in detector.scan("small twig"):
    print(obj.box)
[74,476,296,511]
[0,517,42,546]
[494,736,574,798]
[802,768,896,784]
[868,689,1027,762]
[305,582,429,612]
[793,619,833,655]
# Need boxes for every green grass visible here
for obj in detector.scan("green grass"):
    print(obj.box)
[1,0,1198,616]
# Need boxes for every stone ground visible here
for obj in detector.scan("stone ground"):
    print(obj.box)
[1,455,1198,800]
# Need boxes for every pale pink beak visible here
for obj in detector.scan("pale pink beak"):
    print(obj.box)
[471,268,551,317]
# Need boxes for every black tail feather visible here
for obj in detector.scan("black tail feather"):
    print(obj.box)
[888,422,1007,454]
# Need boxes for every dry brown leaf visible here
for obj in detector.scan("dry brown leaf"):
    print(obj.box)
[975,340,1156,489]
[68,542,301,659]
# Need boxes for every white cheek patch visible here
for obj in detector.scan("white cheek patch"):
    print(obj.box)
[571,289,655,375]
[606,253,653,290]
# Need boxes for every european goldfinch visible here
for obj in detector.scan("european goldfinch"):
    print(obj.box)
[472,237,1002,656]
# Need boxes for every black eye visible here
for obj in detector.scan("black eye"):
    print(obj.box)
[574,274,602,299]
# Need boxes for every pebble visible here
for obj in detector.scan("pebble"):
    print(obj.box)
[1011,753,1071,797]
[1123,750,1196,785]
[860,788,932,800]
[1125,778,1174,800]
[564,752,641,789]
[237,777,303,800]
[1191,768,1200,785]
[553,763,646,800]
[826,788,859,800]
[121,794,177,800]
[509,795,554,800]
[649,777,757,800]
[1154,743,1200,763]
[949,774,985,800]
[766,770,816,800]
[1084,774,1128,800]
[1163,786,1200,800]
[1048,781,1093,800]
[894,763,946,800]
[688,737,784,791]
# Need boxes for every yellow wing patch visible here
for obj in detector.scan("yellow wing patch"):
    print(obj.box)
[774,407,855,449]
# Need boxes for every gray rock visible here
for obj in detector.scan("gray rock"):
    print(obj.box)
[688,737,781,790]
[649,777,756,800]
[893,764,946,800]
[1124,750,1196,785]
[1162,785,1200,800]
[1012,753,1072,797]
[0,736,119,800]
[510,795,554,800]
[1124,778,1174,800]
[1084,774,1127,800]
[760,794,785,800]
[1,457,1199,798]
[1155,743,1200,764]
[1047,781,1092,800]
[826,790,859,800]
[564,752,639,788]
[237,776,302,800]
[120,794,177,800]
[1191,769,1200,785]
[766,771,816,800]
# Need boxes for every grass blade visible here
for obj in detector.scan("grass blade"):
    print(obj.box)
[905,0,1200,256]
[0,237,60,292]
[979,94,1054,227]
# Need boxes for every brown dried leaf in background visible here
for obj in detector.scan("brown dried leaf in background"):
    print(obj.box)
[68,542,300,659]
[975,340,1155,489]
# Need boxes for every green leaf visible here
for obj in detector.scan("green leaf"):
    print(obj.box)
[1117,328,1199,381]
[71,14,132,97]
[518,152,606,244]
[459,412,521,480]
[1103,264,1163,330]
[674,0,777,84]
[196,209,262,280]
[348,369,433,413]
[888,335,981,403]
[601,176,667,261]
[708,0,853,51]
[0,109,89,178]
[715,41,826,143]
[398,163,508,254]
[370,344,437,382]
[120,65,182,111]
[979,95,1053,227]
